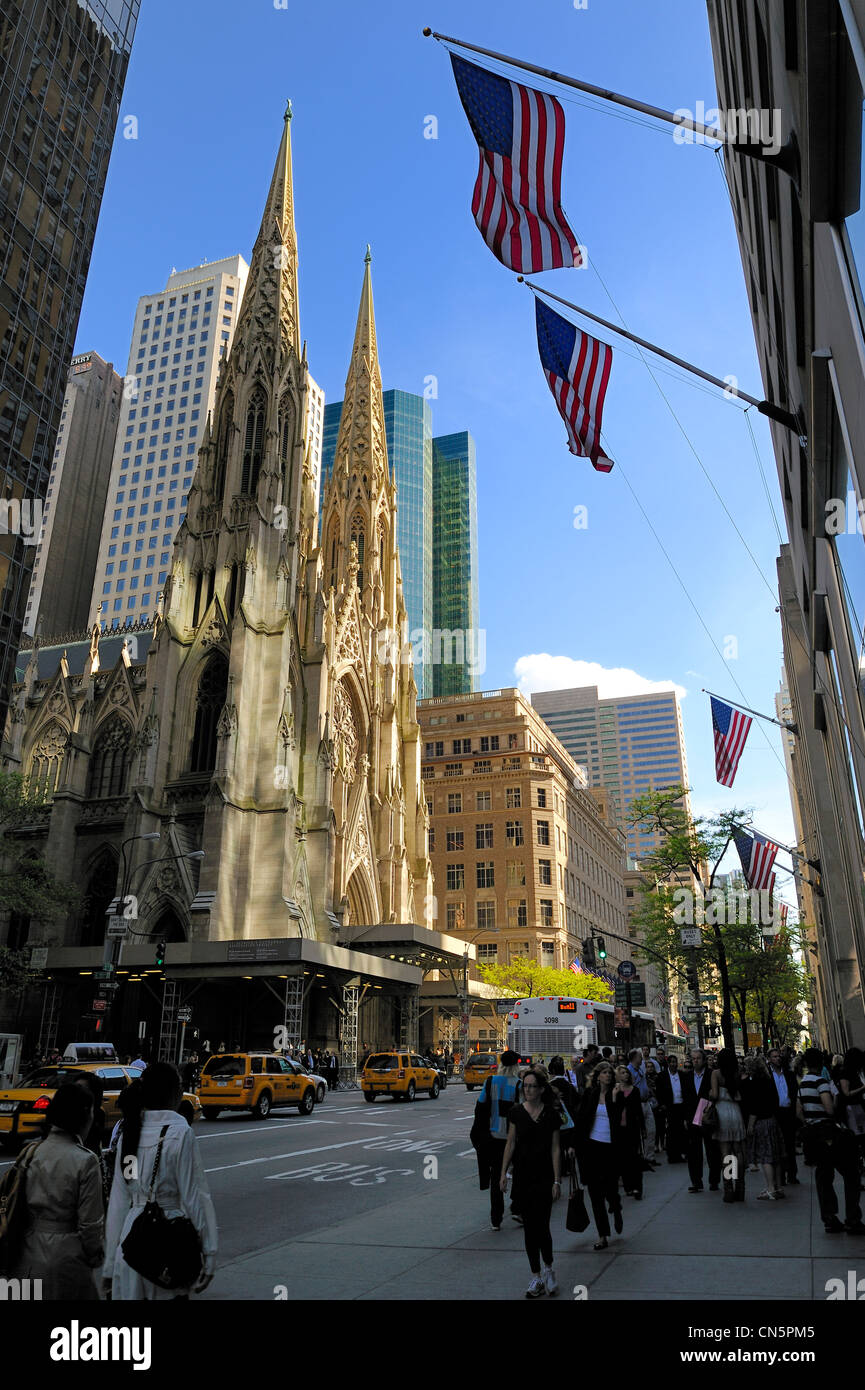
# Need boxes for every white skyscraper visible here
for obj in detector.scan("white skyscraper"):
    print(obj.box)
[89,257,250,629]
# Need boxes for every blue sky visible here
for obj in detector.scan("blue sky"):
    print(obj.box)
[76,0,800,905]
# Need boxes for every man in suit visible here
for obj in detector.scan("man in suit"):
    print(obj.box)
[684,1049,721,1191]
[767,1047,799,1184]
[655,1054,688,1162]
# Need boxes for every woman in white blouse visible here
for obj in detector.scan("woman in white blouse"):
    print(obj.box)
[102,1062,217,1300]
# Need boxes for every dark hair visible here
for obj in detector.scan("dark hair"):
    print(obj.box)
[73,1071,104,1107]
[521,1067,555,1107]
[716,1049,741,1097]
[548,1055,565,1077]
[842,1047,865,1077]
[45,1082,94,1136]
[803,1047,825,1071]
[121,1062,183,1164]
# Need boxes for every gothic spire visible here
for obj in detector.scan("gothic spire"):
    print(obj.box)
[232,103,300,371]
[331,248,387,485]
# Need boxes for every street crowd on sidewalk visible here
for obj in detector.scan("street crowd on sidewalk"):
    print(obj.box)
[470,1042,865,1298]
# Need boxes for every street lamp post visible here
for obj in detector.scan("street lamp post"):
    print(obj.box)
[459,928,498,1076]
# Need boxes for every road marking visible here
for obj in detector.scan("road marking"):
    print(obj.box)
[204,1134,397,1174]
[457,1149,474,1156]
[195,1119,336,1140]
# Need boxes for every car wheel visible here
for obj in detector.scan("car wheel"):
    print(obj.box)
[405,1080,416,1103]
[316,1084,326,1104]
[202,1108,222,1121]
[429,1079,440,1099]
[364,1092,376,1103]
[465,1084,474,1091]
[253,1091,272,1120]
[297,1088,315,1116]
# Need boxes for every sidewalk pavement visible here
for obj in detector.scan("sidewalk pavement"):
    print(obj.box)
[203,1154,865,1301]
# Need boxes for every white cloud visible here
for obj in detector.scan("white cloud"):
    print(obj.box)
[513,653,687,702]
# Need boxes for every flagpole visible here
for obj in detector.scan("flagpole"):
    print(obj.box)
[520,278,802,435]
[422,28,800,184]
[732,821,820,872]
[703,688,797,733]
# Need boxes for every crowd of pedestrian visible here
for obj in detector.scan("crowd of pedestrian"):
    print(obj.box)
[471,1041,865,1298]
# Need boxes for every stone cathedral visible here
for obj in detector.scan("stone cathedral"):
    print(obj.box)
[0,111,445,1058]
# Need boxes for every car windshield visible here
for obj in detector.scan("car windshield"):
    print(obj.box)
[19,1068,71,1089]
[202,1056,246,1078]
[367,1055,401,1070]
[471,1056,497,1066]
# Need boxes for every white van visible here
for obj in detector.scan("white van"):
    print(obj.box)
[61,1042,119,1064]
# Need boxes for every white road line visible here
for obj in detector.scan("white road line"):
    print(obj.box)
[204,1134,397,1174]
[457,1149,475,1156]
[195,1120,335,1140]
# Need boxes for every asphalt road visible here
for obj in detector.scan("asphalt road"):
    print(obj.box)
[192,1082,476,1263]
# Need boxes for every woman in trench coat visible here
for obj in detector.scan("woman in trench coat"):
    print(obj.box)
[11,1083,104,1299]
[102,1062,217,1300]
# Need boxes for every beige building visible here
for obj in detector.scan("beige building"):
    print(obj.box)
[707,0,865,1048]
[418,688,628,985]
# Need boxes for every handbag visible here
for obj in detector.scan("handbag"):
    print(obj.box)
[565,1158,590,1233]
[694,1097,717,1129]
[121,1126,203,1290]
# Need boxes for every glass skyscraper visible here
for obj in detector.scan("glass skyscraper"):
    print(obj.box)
[0,0,139,726]
[431,431,479,697]
[322,390,477,699]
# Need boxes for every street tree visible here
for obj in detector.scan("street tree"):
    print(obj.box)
[478,955,612,1002]
[627,784,782,1050]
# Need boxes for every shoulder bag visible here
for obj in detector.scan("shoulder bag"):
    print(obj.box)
[565,1155,590,1233]
[121,1125,203,1289]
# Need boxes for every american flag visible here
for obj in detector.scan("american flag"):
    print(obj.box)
[711,695,752,787]
[449,54,581,272]
[535,298,613,470]
[569,958,581,975]
[734,828,779,893]
[780,902,789,928]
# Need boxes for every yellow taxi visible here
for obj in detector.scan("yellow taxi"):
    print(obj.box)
[0,1063,201,1150]
[463,1052,498,1091]
[361,1051,440,1102]
[197,1051,316,1120]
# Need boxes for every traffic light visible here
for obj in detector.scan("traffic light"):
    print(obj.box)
[596,937,607,960]
[582,936,596,968]
[655,1030,665,1046]
[686,962,699,993]
[154,939,166,967]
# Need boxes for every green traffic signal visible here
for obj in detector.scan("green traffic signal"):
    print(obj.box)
[155,938,166,967]
[596,937,607,959]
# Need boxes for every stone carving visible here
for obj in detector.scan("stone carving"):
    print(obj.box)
[333,682,358,783]
[200,616,224,650]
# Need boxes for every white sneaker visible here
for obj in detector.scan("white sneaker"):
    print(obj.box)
[525,1275,546,1299]
[542,1265,558,1296]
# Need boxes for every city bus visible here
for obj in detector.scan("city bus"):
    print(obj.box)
[506,996,659,1060]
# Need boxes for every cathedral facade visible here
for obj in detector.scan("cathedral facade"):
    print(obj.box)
[0,112,450,1061]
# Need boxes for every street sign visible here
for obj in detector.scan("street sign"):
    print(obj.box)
[107,916,128,939]
[701,994,718,1001]
[615,981,647,1008]
[680,928,701,947]
[177,1007,192,1023]
[614,1007,630,1028]
[91,999,107,1012]
[29,947,48,970]
[617,960,637,980]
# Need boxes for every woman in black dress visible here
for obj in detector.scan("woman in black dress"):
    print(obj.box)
[500,1067,562,1298]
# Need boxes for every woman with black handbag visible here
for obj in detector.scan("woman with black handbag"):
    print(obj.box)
[102,1063,217,1300]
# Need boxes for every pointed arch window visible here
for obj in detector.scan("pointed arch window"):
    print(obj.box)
[240,389,266,495]
[87,714,132,798]
[327,522,339,591]
[226,562,245,618]
[28,721,68,802]
[279,394,294,473]
[351,514,365,591]
[192,570,204,627]
[189,654,228,773]
[213,392,233,500]
[79,847,119,947]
